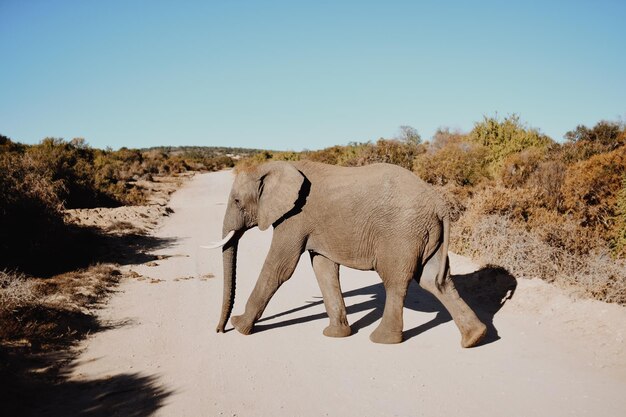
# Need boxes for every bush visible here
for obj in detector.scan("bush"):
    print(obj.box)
[304,143,371,166]
[452,212,626,304]
[346,139,425,170]
[500,147,545,188]
[413,141,489,186]
[430,127,466,150]
[562,145,626,234]
[526,160,566,211]
[0,151,65,267]
[469,114,553,172]
[240,140,425,171]
[564,120,625,150]
[0,271,36,311]
[235,150,275,172]
[614,175,626,258]
[25,138,106,208]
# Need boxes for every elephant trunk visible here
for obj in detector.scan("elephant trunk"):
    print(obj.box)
[216,236,238,332]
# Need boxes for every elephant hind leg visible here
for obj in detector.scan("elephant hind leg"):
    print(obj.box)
[310,252,351,338]
[369,263,413,344]
[418,247,487,348]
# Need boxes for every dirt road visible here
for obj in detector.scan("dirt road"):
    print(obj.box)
[67,170,626,417]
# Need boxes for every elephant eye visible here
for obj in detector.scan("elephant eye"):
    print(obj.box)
[234,198,241,207]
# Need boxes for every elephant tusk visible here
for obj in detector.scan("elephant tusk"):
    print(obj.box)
[200,230,236,249]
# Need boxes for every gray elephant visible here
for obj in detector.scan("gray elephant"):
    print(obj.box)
[207,161,487,347]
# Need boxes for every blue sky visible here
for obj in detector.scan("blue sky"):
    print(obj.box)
[1,1,624,150]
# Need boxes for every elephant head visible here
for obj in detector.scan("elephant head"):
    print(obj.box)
[211,162,305,332]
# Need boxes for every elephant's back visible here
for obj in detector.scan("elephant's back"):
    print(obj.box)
[296,161,443,269]
[296,160,442,230]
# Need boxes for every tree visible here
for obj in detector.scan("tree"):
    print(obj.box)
[397,125,422,146]
[564,120,624,150]
[430,127,466,150]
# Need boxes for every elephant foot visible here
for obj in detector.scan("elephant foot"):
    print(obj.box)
[323,324,351,338]
[460,323,487,348]
[369,327,403,344]
[231,315,254,335]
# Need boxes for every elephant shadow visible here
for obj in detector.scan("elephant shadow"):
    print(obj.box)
[255,265,517,346]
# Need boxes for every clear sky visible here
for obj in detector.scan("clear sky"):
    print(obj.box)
[1,1,624,150]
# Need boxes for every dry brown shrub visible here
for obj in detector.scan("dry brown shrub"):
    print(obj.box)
[346,139,424,170]
[464,185,605,257]
[527,208,605,256]
[413,142,489,186]
[526,160,566,211]
[33,264,122,311]
[562,145,626,233]
[0,264,121,344]
[560,120,626,163]
[452,213,626,304]
[465,185,541,223]
[0,271,36,310]
[500,147,545,188]
[237,140,424,172]
[615,176,626,258]
[305,145,352,165]
[234,150,274,173]
[430,127,467,150]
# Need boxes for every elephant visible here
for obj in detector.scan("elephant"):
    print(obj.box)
[206,160,487,347]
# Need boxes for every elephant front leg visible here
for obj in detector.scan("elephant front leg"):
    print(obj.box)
[310,252,351,338]
[231,233,304,335]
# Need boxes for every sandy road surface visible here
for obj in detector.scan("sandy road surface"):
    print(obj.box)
[66,170,626,417]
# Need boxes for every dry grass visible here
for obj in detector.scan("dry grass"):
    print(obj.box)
[0,271,37,310]
[452,213,626,304]
[0,265,173,416]
[0,265,122,347]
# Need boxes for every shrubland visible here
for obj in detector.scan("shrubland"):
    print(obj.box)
[0,134,253,372]
[236,115,626,304]
[0,136,241,273]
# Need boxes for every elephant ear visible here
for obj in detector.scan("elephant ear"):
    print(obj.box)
[257,162,304,231]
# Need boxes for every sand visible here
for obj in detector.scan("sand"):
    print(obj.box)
[64,175,185,234]
[67,170,626,417]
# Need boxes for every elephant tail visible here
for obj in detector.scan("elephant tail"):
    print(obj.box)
[435,212,450,290]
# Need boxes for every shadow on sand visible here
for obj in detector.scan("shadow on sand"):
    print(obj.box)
[10,223,178,278]
[0,225,177,416]
[255,265,517,346]
[1,344,172,417]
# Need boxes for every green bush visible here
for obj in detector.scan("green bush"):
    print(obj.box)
[469,114,553,172]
